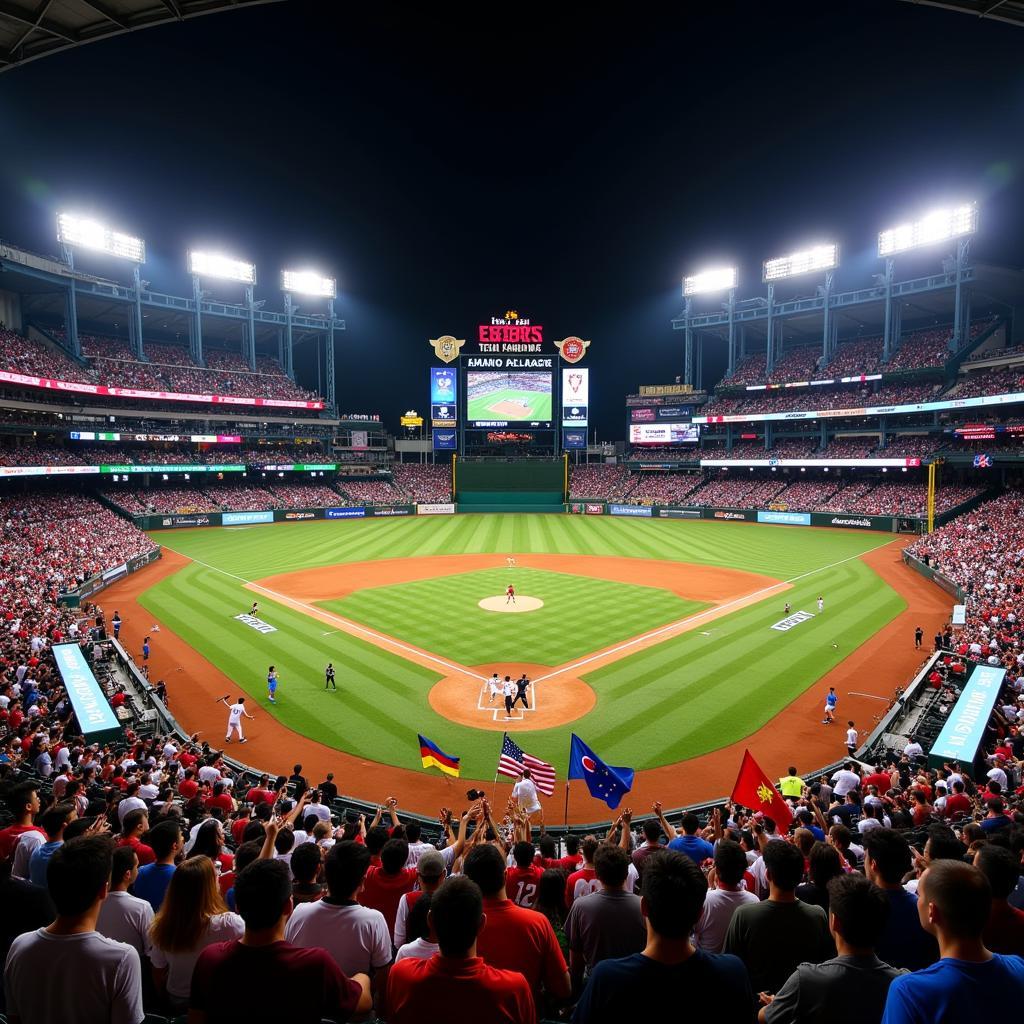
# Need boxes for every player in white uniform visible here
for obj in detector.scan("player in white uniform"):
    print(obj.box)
[817,595,825,613]
[511,768,543,828]
[221,696,254,743]
[487,673,502,704]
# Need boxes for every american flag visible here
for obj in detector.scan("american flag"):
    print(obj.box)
[497,733,556,796]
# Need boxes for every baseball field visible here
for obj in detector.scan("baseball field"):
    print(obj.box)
[103,514,952,818]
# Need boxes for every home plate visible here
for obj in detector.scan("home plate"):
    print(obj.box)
[478,595,544,613]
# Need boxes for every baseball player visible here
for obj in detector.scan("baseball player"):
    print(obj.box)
[506,584,516,605]
[325,663,336,690]
[817,595,825,613]
[823,686,838,725]
[512,674,530,710]
[784,602,791,616]
[503,676,516,719]
[487,673,502,705]
[249,600,259,617]
[506,556,517,569]
[222,696,254,743]
[267,665,278,704]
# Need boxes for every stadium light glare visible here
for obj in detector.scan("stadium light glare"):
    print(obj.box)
[762,244,838,282]
[188,250,256,284]
[57,212,145,262]
[281,269,336,298]
[683,266,737,297]
[877,202,978,257]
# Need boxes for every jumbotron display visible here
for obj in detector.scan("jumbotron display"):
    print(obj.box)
[466,370,553,425]
[629,422,700,445]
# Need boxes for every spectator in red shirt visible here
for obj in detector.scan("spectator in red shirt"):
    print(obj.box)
[116,809,155,866]
[463,843,571,1008]
[974,845,1024,955]
[388,875,535,1024]
[189,858,371,1024]
[244,773,277,806]
[565,837,600,908]
[506,841,543,909]
[359,837,417,935]
[942,781,973,821]
[177,769,199,803]
[0,781,43,863]
[535,833,581,873]
[203,782,235,816]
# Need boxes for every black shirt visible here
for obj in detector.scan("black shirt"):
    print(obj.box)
[288,774,308,799]
[319,780,338,804]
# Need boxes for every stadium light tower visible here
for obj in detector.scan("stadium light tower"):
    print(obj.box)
[877,202,978,358]
[57,212,146,360]
[188,250,258,370]
[761,244,840,371]
[281,269,338,405]
[682,267,738,385]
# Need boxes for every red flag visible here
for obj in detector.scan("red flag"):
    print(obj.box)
[731,749,794,828]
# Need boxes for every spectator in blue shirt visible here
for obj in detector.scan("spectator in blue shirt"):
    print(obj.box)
[882,860,1024,1024]
[667,812,714,865]
[573,849,752,1023]
[132,820,182,912]
[28,804,75,888]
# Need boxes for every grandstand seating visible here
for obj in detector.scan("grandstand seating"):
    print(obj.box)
[391,463,452,502]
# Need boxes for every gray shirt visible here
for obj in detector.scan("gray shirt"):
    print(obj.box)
[564,888,645,969]
[763,954,906,1023]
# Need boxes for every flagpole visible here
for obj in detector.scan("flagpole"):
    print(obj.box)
[492,731,506,803]
[563,780,570,830]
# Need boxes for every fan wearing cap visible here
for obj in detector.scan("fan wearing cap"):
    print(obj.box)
[394,850,446,948]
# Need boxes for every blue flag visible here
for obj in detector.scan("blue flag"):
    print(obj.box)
[568,734,635,809]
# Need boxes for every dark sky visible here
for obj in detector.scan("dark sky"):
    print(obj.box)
[1,0,1023,436]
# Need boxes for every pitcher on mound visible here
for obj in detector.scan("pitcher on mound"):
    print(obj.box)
[506,583,516,605]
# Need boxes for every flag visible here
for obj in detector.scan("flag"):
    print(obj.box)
[497,733,555,796]
[567,734,634,809]
[731,749,793,827]
[418,734,461,777]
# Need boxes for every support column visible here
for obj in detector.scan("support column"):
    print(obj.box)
[244,285,257,370]
[726,288,737,378]
[132,265,145,360]
[821,271,834,368]
[882,257,895,361]
[61,247,81,357]
[953,238,970,351]
[191,275,204,366]
[739,325,747,361]
[683,299,693,386]
[765,284,775,373]
[284,292,296,380]
[695,332,703,391]
[325,298,337,409]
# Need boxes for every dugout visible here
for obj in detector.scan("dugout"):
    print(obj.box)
[454,455,567,512]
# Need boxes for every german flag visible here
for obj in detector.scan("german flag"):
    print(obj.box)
[418,734,461,777]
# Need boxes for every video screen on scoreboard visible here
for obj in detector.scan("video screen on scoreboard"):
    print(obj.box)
[467,371,553,426]
[629,423,700,445]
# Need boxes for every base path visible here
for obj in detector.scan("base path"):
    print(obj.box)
[101,541,950,823]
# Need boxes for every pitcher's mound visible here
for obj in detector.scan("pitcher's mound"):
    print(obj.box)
[478,595,544,613]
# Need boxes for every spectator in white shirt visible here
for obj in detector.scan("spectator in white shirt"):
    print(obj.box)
[694,839,758,952]
[303,791,332,823]
[394,893,440,962]
[403,822,434,868]
[394,850,446,948]
[285,840,393,1013]
[4,835,144,1024]
[116,783,147,825]
[95,846,153,960]
[831,763,861,799]
[903,740,924,759]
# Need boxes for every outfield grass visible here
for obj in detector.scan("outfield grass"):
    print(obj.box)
[140,516,903,778]
[322,568,707,666]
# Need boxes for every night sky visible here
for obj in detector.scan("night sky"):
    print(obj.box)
[1,1,1022,437]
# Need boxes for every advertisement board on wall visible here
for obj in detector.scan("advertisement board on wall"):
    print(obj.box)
[562,429,587,449]
[608,504,653,517]
[222,510,275,525]
[325,507,366,519]
[431,367,458,427]
[706,508,754,522]
[757,510,812,526]
[561,367,589,426]
[159,514,215,528]
[629,423,700,445]
[417,503,456,515]
[586,503,604,515]
[53,642,122,743]
[433,429,458,450]
[630,408,657,422]
[658,508,701,518]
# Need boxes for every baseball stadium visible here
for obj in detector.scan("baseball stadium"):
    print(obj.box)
[1,3,1023,1022]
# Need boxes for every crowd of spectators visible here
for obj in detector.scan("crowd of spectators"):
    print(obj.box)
[947,367,1024,401]
[392,464,453,502]
[101,482,352,515]
[766,345,823,384]
[568,465,630,499]
[0,331,94,385]
[825,335,885,376]
[337,479,404,504]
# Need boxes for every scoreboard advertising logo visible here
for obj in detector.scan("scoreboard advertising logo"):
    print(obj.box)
[561,368,589,427]
[430,367,458,427]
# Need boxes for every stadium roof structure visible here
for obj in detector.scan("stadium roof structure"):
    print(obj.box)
[0,0,282,73]
[899,0,1024,27]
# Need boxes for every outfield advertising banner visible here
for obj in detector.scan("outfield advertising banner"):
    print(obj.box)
[431,367,458,405]
[586,503,604,515]
[277,509,322,522]
[562,429,587,449]
[367,505,414,517]
[52,642,122,743]
[705,508,755,522]
[326,507,366,519]
[757,510,812,526]
[222,510,274,525]
[157,513,217,528]
[417,503,456,515]
[658,508,701,519]
[433,429,458,450]
[608,504,653,517]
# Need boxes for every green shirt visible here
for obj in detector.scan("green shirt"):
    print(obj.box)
[780,775,805,798]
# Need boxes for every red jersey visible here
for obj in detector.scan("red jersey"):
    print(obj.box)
[535,854,581,873]
[116,835,156,866]
[507,586,515,595]
[245,787,276,806]
[943,793,972,819]
[388,954,535,1024]
[476,897,567,1003]
[359,865,417,934]
[204,793,234,815]
[177,779,199,801]
[505,865,543,908]
[0,824,44,863]
[230,816,251,846]
[862,772,892,792]
[565,866,599,907]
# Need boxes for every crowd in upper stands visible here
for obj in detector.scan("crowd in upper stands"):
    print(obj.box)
[102,481,348,515]
[391,464,452,502]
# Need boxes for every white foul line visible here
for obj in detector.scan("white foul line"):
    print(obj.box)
[530,549,873,683]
